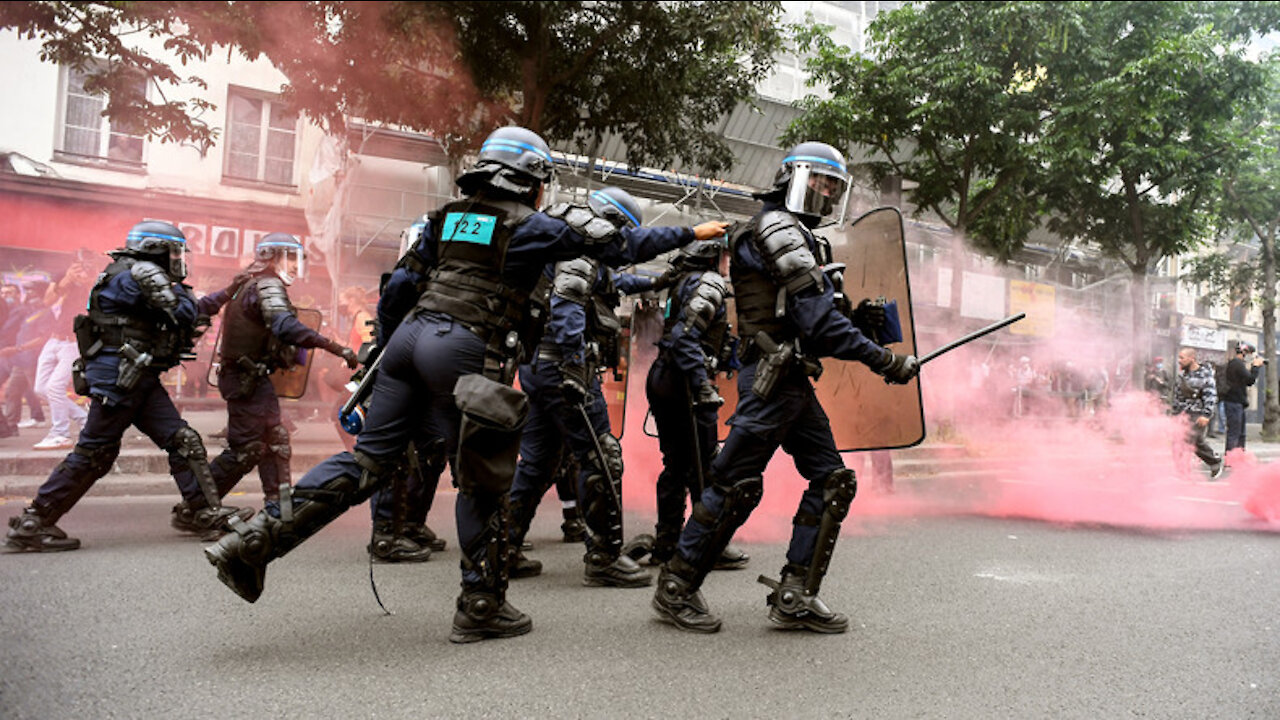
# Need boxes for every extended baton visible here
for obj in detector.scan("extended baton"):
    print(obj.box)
[918,312,1026,365]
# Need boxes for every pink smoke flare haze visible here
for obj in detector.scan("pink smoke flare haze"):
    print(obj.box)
[620,265,1280,544]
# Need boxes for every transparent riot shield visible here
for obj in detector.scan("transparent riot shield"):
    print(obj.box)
[270,307,323,399]
[818,206,925,451]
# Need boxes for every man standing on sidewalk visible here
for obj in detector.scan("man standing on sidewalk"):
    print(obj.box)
[1222,342,1264,455]
[1173,347,1224,479]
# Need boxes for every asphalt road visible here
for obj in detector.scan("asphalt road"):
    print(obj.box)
[2,493,1278,720]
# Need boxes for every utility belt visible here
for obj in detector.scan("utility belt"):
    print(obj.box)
[218,355,273,399]
[745,331,823,401]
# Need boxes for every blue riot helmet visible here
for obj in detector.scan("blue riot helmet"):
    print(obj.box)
[587,186,643,229]
[398,214,429,258]
[255,232,305,285]
[455,126,555,200]
[125,220,189,279]
[771,142,851,229]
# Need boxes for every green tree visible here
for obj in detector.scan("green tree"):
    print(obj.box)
[1,1,785,174]
[1039,1,1278,381]
[787,1,1280,382]
[1185,60,1280,438]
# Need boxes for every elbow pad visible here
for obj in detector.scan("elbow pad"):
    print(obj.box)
[545,203,621,246]
[682,272,728,334]
[552,257,596,305]
[756,211,823,295]
[256,277,295,323]
[129,261,178,312]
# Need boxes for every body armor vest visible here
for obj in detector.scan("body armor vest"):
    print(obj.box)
[219,275,293,370]
[589,269,624,371]
[81,256,188,366]
[415,197,538,372]
[730,224,793,354]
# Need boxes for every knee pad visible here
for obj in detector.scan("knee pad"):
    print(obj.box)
[693,475,764,527]
[226,440,264,477]
[167,425,208,463]
[62,441,122,477]
[265,424,291,460]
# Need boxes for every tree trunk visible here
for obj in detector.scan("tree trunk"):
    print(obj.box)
[1261,228,1279,440]
[1130,269,1151,388]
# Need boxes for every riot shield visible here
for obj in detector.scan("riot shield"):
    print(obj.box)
[629,298,664,439]
[270,307,323,399]
[817,207,925,451]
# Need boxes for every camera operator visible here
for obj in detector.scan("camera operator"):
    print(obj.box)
[1222,342,1264,454]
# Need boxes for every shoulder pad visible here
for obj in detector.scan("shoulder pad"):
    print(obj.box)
[545,203,620,245]
[552,257,596,305]
[129,260,178,310]
[684,272,728,333]
[256,276,294,321]
[755,211,822,295]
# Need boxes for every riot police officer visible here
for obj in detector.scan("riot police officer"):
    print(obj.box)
[651,143,919,634]
[362,215,449,564]
[5,221,249,551]
[204,127,728,644]
[624,237,749,571]
[186,234,358,532]
[507,187,679,588]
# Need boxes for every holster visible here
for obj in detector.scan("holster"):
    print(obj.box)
[750,332,794,401]
[71,358,90,397]
[453,373,529,497]
[116,343,151,391]
[233,356,270,398]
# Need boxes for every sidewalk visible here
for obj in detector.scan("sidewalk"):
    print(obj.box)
[2,410,1277,500]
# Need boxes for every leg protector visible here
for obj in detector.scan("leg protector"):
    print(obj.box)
[214,440,264,491]
[168,425,221,511]
[460,502,512,595]
[260,424,292,502]
[581,469,624,558]
[204,451,391,603]
[651,554,721,633]
[56,441,121,481]
[799,468,856,595]
[685,475,763,587]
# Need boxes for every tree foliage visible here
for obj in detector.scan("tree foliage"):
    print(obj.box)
[0,1,785,173]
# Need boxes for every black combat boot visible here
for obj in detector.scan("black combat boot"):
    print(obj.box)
[368,525,432,564]
[5,506,80,552]
[760,566,849,634]
[405,522,447,552]
[171,502,254,541]
[561,506,587,542]
[449,590,533,644]
[584,550,652,588]
[713,544,750,571]
[507,548,543,579]
[652,554,721,633]
[204,511,279,603]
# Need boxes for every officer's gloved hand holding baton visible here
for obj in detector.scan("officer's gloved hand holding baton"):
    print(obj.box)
[873,350,920,385]
[560,364,591,406]
[694,380,725,409]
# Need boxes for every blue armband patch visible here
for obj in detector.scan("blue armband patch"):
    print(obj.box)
[441,213,498,245]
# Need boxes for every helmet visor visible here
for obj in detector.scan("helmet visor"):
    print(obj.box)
[168,244,188,280]
[785,162,851,227]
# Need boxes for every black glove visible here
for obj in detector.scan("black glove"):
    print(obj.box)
[651,267,681,292]
[694,380,725,409]
[325,340,358,369]
[225,270,253,296]
[852,298,887,332]
[560,365,590,406]
[873,350,920,385]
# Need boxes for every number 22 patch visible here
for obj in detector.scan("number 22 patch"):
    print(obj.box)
[441,212,498,245]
